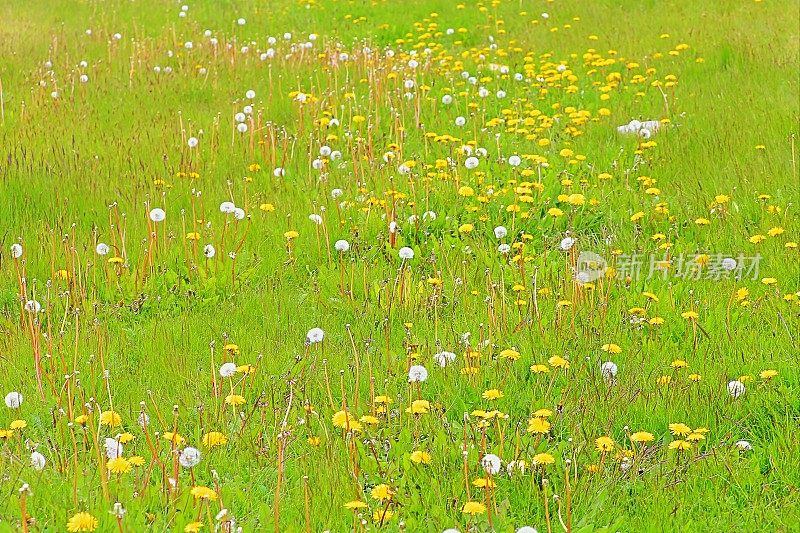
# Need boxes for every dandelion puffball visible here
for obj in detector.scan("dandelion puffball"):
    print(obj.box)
[559,237,576,251]
[517,528,539,533]
[104,438,123,459]
[408,365,428,383]
[149,208,166,222]
[442,94,453,105]
[455,116,466,126]
[498,244,511,254]
[334,240,350,252]
[508,155,521,166]
[25,300,41,313]
[96,243,110,255]
[219,362,237,378]
[398,247,415,260]
[187,137,199,148]
[179,447,202,468]
[11,243,23,258]
[203,244,216,258]
[433,351,456,368]
[494,226,508,239]
[734,440,752,451]
[245,89,256,99]
[220,201,236,214]
[727,380,746,399]
[31,451,46,471]
[601,361,618,379]
[306,327,324,344]
[4,391,23,409]
[464,156,479,169]
[233,208,246,220]
[481,453,502,475]
[273,167,285,177]
[722,257,737,270]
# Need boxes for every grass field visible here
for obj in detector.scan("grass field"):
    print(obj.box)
[0,0,798,531]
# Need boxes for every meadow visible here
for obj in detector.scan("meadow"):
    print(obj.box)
[0,0,798,531]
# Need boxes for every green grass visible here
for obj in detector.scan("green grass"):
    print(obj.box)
[0,0,798,531]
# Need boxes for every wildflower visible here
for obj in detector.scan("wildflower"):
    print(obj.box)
[760,369,778,380]
[406,400,430,415]
[184,522,203,533]
[532,453,555,466]
[306,327,324,344]
[10,243,23,258]
[370,484,393,501]
[225,394,246,406]
[107,457,132,474]
[527,417,550,434]
[461,501,487,515]
[190,486,217,500]
[334,240,350,252]
[668,423,692,437]
[344,500,368,510]
[595,436,615,452]
[668,440,691,451]
[630,432,654,443]
[734,440,753,451]
[410,450,432,464]
[67,512,98,532]
[530,364,550,374]
[482,389,504,400]
[548,356,570,369]
[499,348,520,360]
[601,343,622,354]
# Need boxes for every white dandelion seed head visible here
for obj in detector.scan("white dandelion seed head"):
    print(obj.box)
[96,243,110,255]
[498,243,511,254]
[149,208,166,222]
[179,446,202,468]
[306,327,324,344]
[233,208,246,220]
[408,365,428,383]
[4,391,23,409]
[455,116,466,127]
[481,453,502,475]
[494,226,508,239]
[433,351,456,368]
[721,257,737,270]
[559,237,576,251]
[334,240,350,252]
[398,247,415,260]
[104,438,123,459]
[601,361,618,379]
[309,214,323,225]
[273,167,285,177]
[187,137,199,148]
[11,243,23,258]
[734,440,752,451]
[203,244,216,258]
[464,156,479,169]
[220,201,236,214]
[219,362,237,378]
[31,451,46,471]
[727,380,745,399]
